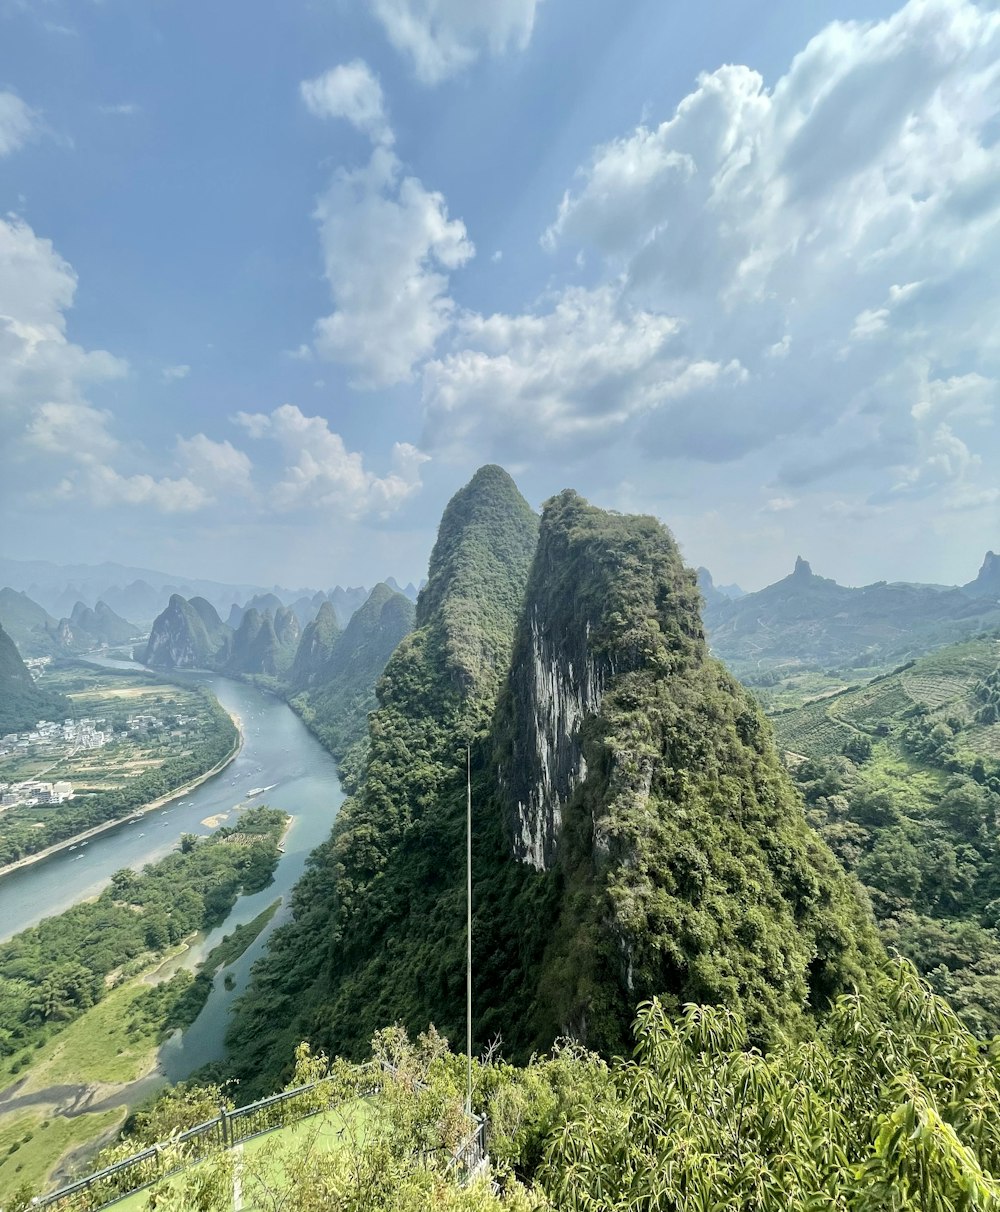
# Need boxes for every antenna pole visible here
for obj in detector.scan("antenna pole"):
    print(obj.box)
[466,743,473,1120]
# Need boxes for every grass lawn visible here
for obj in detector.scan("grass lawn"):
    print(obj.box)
[0,1107,124,1203]
[17,982,165,1090]
[106,1100,371,1212]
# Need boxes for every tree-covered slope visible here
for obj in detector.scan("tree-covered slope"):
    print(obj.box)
[143,595,231,670]
[0,624,67,734]
[288,584,415,768]
[0,588,60,658]
[228,471,878,1095]
[771,634,1000,1033]
[227,465,540,1090]
[480,492,879,1055]
[288,600,341,690]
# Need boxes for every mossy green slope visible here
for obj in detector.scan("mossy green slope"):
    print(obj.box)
[0,624,67,734]
[479,491,879,1056]
[227,466,539,1089]
[289,584,415,769]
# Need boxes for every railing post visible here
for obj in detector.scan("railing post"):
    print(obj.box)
[219,1105,230,1148]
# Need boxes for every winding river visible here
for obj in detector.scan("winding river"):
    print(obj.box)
[0,662,346,1081]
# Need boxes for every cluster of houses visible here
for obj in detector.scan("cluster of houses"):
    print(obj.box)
[0,717,110,758]
[0,779,74,807]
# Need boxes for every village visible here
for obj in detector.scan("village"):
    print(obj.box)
[0,711,182,808]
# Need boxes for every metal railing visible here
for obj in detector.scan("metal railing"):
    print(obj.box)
[30,1076,341,1212]
[26,1067,487,1211]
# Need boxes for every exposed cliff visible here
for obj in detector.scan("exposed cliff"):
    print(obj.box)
[143,595,230,670]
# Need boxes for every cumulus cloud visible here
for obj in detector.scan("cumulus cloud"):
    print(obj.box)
[370,0,540,85]
[309,145,474,387]
[234,404,427,515]
[60,466,210,513]
[301,61,394,146]
[422,284,743,459]
[176,434,254,494]
[510,0,1000,500]
[0,216,127,456]
[0,91,39,157]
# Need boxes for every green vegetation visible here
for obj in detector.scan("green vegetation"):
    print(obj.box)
[0,664,239,866]
[0,589,60,658]
[0,1106,124,1205]
[705,555,1000,685]
[773,635,1000,1033]
[0,624,67,735]
[289,583,415,782]
[228,470,877,1098]
[227,466,540,1092]
[0,807,286,1078]
[27,963,1000,1211]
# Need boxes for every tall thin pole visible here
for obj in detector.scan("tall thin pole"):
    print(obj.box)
[466,743,473,1119]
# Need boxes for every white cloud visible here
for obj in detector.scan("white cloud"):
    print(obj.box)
[370,0,540,85]
[309,145,474,387]
[762,496,796,513]
[524,0,1000,502]
[61,466,210,513]
[0,216,127,452]
[422,284,742,458]
[301,61,393,146]
[162,363,190,382]
[234,404,427,515]
[0,91,39,157]
[26,402,119,460]
[176,434,254,494]
[99,102,139,117]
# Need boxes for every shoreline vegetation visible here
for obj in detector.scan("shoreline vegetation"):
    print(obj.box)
[0,807,288,1200]
[0,708,243,883]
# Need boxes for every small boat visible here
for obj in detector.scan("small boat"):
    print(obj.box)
[138,832,145,837]
[80,841,88,847]
[69,845,77,851]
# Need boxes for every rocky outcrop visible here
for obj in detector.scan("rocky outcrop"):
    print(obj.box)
[143,595,230,670]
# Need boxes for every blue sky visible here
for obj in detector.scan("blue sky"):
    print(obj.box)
[1,0,997,592]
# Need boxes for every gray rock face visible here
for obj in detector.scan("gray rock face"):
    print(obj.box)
[504,605,613,871]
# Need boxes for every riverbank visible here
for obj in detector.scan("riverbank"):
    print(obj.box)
[0,710,244,882]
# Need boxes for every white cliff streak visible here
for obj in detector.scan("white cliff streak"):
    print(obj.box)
[511,605,612,871]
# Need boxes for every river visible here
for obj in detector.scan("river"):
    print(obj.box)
[0,662,345,1080]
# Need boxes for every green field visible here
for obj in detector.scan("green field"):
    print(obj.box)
[107,1101,370,1212]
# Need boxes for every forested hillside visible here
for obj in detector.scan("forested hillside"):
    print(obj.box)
[228,469,879,1094]
[772,635,1000,1033]
[288,583,415,780]
[0,625,67,735]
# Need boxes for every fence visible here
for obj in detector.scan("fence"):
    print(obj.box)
[27,1069,488,1211]
[31,1075,345,1212]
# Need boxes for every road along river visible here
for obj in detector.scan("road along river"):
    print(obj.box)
[0,661,346,1080]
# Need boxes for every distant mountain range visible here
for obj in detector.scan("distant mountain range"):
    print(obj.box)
[141,582,414,688]
[0,557,421,624]
[701,551,1000,677]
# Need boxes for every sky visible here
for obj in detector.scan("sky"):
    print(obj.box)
[0,0,998,593]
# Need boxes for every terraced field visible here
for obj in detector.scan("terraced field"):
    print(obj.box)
[772,636,1000,761]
